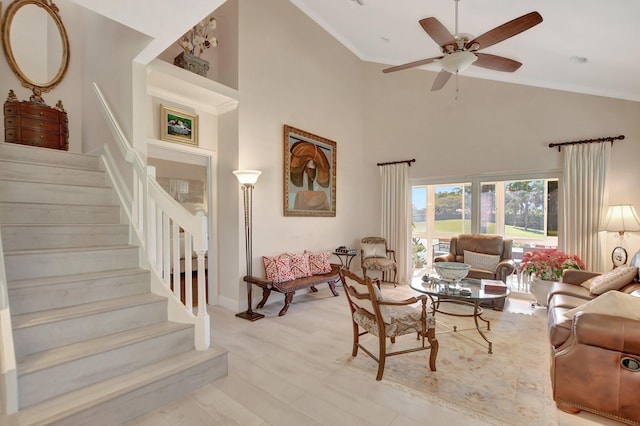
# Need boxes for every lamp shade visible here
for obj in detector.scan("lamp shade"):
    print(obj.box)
[603,204,640,233]
[440,51,478,74]
[233,170,262,185]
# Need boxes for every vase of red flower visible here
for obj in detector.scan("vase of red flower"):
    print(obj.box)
[518,249,585,306]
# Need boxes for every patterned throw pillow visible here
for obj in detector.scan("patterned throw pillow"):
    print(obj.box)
[582,266,638,295]
[262,255,295,283]
[287,252,312,278]
[464,250,500,272]
[306,251,332,275]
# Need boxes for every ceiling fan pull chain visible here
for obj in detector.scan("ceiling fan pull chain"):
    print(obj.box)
[455,71,459,100]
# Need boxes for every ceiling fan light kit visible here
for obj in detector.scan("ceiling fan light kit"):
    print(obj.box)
[439,51,477,74]
[382,1,543,91]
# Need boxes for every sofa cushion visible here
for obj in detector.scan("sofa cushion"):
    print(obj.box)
[548,306,573,348]
[581,266,638,295]
[549,281,593,301]
[362,243,387,259]
[262,255,295,283]
[456,234,504,256]
[564,290,640,320]
[306,251,332,274]
[550,293,594,310]
[287,252,312,278]
[464,250,500,272]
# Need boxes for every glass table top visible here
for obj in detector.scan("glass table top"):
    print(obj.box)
[410,277,510,301]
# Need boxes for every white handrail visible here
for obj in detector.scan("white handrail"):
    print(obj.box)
[92,82,209,349]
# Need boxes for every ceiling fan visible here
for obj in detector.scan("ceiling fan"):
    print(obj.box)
[382,0,543,91]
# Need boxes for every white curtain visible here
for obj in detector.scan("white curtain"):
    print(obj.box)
[379,163,411,284]
[560,143,610,271]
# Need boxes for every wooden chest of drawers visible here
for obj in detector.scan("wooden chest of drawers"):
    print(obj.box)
[4,100,69,151]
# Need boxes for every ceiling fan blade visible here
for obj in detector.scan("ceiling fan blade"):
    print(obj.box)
[382,56,443,74]
[431,70,452,91]
[473,53,522,72]
[419,17,456,48]
[465,11,543,51]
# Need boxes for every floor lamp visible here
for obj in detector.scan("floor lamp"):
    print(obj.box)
[233,170,265,321]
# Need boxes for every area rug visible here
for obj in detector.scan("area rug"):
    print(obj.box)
[337,309,557,426]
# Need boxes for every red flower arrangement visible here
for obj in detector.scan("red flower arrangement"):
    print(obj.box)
[518,249,585,281]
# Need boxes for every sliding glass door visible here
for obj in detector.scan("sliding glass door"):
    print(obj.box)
[412,176,559,269]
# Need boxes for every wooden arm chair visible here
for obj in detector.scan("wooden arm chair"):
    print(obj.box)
[339,269,438,381]
[361,236,397,284]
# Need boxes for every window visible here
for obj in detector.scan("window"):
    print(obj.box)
[412,176,559,266]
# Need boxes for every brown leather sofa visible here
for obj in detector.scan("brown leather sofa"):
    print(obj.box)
[547,266,640,425]
[434,234,515,310]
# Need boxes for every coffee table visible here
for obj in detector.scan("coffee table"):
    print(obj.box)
[410,277,510,354]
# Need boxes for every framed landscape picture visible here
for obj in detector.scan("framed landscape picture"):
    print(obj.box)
[283,125,336,217]
[160,105,198,146]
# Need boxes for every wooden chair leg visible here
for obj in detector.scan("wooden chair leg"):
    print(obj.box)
[351,322,359,356]
[377,333,387,381]
[428,327,438,371]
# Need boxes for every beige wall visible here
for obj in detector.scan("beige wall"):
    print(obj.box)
[227,0,367,308]
[361,62,640,264]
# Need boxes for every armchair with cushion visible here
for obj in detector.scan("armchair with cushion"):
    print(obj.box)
[361,237,397,284]
[339,268,438,381]
[434,234,515,310]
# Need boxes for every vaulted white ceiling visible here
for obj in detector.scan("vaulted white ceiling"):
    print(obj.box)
[291,0,640,102]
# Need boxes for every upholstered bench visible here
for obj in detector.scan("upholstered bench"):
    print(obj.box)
[244,263,341,316]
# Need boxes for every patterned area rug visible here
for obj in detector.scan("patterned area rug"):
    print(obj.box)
[337,308,557,425]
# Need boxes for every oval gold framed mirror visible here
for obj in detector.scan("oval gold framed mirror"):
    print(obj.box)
[1,0,70,99]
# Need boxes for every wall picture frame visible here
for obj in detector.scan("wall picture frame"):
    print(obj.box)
[160,105,198,146]
[283,125,336,217]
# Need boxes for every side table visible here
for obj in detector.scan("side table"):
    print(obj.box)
[333,251,357,269]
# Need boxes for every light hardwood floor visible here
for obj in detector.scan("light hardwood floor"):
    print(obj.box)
[126,280,625,426]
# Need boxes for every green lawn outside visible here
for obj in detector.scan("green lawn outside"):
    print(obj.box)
[413,220,544,239]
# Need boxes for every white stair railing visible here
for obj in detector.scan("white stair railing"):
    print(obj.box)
[147,171,208,316]
[93,82,209,350]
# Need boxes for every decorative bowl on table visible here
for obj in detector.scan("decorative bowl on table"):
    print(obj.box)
[434,262,471,282]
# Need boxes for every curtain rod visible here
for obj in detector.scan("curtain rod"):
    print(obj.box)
[377,158,416,167]
[548,135,625,152]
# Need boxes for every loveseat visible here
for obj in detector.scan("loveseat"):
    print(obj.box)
[434,233,515,310]
[547,261,640,425]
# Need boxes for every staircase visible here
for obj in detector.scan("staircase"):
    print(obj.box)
[0,143,227,425]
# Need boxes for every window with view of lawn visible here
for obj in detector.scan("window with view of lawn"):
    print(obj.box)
[412,177,559,267]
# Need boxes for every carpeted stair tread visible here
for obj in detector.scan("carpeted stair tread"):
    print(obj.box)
[12,294,166,329]
[0,176,111,189]
[9,348,227,426]
[7,268,147,290]
[18,321,193,374]
[0,223,128,229]
[4,244,138,256]
[0,156,102,172]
